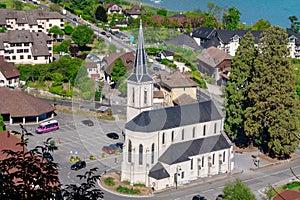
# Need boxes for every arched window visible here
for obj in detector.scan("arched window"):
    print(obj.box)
[171,131,174,142]
[201,156,204,167]
[214,123,217,133]
[212,153,215,165]
[162,132,165,144]
[128,140,132,163]
[139,144,143,165]
[190,158,193,170]
[151,143,155,164]
[144,89,147,105]
[192,127,196,138]
[182,129,184,140]
[223,151,226,163]
[203,125,206,136]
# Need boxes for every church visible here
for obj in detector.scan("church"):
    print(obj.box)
[121,21,234,191]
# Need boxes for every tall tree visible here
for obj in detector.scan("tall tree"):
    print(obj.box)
[224,32,257,146]
[95,5,108,22]
[288,16,300,33]
[251,19,271,30]
[12,0,23,10]
[245,26,300,158]
[223,7,241,30]
[71,25,94,48]
[48,26,64,40]
[223,179,256,200]
[110,58,126,83]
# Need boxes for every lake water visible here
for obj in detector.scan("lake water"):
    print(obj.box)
[139,0,300,28]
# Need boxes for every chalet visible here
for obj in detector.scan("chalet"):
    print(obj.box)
[106,2,122,15]
[0,61,20,88]
[124,4,146,19]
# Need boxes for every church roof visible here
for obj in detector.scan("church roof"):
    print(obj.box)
[148,162,170,180]
[127,20,153,83]
[125,100,222,132]
[159,134,231,165]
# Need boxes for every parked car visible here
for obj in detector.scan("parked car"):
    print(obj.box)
[116,142,124,152]
[106,132,119,140]
[71,160,86,170]
[192,195,207,200]
[43,152,53,162]
[72,18,77,21]
[82,119,94,126]
[100,31,106,35]
[216,194,224,200]
[109,142,123,153]
[102,145,115,154]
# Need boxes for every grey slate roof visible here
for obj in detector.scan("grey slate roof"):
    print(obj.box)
[148,162,170,180]
[192,27,217,40]
[127,20,153,83]
[159,134,231,165]
[125,100,222,132]
[164,34,202,51]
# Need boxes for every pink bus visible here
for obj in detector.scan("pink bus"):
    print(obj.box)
[35,120,59,134]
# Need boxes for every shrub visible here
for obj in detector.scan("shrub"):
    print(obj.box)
[122,180,130,185]
[133,183,146,187]
[89,155,96,160]
[104,177,115,186]
[116,186,141,194]
[102,153,107,158]
[70,156,75,163]
[282,181,300,189]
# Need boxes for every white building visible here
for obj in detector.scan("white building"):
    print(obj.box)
[0,9,64,33]
[0,61,20,88]
[0,30,53,65]
[121,21,234,191]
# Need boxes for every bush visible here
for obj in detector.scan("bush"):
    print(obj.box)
[70,156,75,163]
[102,153,107,158]
[122,180,130,185]
[49,85,63,95]
[89,155,96,160]
[282,181,300,189]
[133,183,146,187]
[104,177,115,186]
[116,186,141,194]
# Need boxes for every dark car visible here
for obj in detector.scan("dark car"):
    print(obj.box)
[100,31,106,35]
[116,142,123,150]
[43,152,53,162]
[82,119,94,126]
[216,194,224,200]
[192,195,207,200]
[106,132,119,140]
[71,160,86,170]
[102,145,115,154]
[72,18,77,21]
[109,143,123,153]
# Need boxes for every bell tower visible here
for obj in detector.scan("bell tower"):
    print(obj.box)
[126,20,154,122]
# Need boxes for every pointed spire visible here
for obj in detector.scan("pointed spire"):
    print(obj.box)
[127,20,153,83]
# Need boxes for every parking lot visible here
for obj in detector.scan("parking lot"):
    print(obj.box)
[7,112,126,186]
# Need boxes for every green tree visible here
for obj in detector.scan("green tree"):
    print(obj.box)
[70,0,94,11]
[202,12,218,28]
[110,58,126,83]
[49,3,62,13]
[245,26,300,158]
[224,32,257,146]
[12,0,23,10]
[48,26,64,40]
[64,24,74,35]
[0,3,6,8]
[62,168,104,200]
[0,126,60,199]
[95,5,107,22]
[223,7,241,30]
[157,8,167,16]
[223,179,256,200]
[71,25,94,47]
[0,115,4,132]
[288,16,300,33]
[251,19,271,30]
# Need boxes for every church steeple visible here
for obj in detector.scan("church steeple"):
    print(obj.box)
[127,20,153,83]
[126,20,153,122]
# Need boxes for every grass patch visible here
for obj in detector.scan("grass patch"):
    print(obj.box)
[104,177,115,186]
[283,181,300,190]
[116,186,141,194]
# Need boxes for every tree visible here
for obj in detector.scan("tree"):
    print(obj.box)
[288,16,300,33]
[245,26,300,158]
[110,58,126,83]
[223,179,256,200]
[0,125,60,199]
[224,31,257,147]
[223,7,241,30]
[12,0,23,10]
[95,5,107,22]
[62,168,104,200]
[251,19,271,30]
[71,25,94,48]
[0,115,4,132]
[64,24,74,35]
[70,0,94,11]
[49,3,62,13]
[69,44,80,57]
[48,26,64,40]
